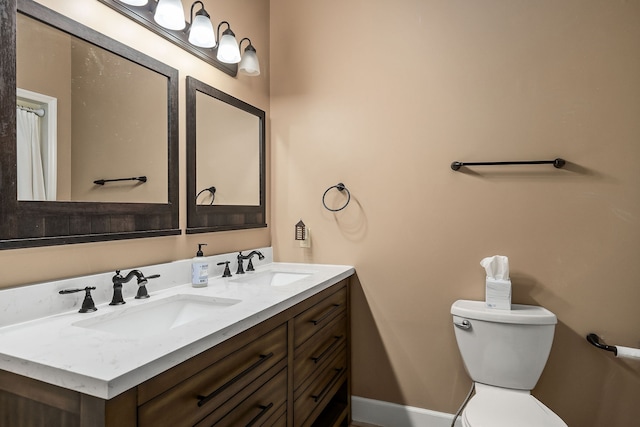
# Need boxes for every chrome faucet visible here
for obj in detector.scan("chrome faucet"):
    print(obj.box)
[109,270,160,305]
[236,250,265,274]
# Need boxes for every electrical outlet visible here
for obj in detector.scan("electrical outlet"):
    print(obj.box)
[299,228,311,248]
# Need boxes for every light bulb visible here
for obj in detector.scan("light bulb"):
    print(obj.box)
[189,14,215,47]
[239,45,260,76]
[216,30,241,64]
[154,0,186,31]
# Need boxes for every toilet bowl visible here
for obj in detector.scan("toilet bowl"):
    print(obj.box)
[461,383,566,427]
[451,300,567,427]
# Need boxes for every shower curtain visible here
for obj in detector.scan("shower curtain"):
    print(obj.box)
[16,108,47,200]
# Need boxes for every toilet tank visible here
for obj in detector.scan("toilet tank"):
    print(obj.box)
[451,300,557,391]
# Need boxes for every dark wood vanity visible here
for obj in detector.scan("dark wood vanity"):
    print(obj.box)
[0,279,351,427]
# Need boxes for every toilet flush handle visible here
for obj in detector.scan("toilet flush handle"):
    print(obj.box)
[454,319,472,330]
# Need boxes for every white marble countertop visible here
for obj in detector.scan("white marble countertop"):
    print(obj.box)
[0,260,354,399]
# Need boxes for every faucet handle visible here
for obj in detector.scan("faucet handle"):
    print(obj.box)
[247,258,256,272]
[59,287,98,313]
[135,287,149,299]
[217,261,232,278]
[135,273,159,299]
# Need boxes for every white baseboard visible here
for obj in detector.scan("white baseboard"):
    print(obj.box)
[352,396,463,427]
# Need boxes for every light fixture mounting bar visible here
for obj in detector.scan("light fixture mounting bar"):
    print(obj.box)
[97,0,237,77]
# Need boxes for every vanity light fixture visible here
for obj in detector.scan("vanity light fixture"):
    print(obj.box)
[238,38,260,76]
[109,0,258,74]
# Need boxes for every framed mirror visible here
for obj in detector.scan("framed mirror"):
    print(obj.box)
[0,0,180,249]
[186,76,266,233]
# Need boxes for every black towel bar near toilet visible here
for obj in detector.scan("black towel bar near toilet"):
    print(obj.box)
[586,333,617,355]
[450,158,566,171]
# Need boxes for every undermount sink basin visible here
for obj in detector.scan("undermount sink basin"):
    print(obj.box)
[231,270,313,287]
[72,294,241,337]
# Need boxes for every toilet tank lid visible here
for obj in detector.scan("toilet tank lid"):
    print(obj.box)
[451,300,557,325]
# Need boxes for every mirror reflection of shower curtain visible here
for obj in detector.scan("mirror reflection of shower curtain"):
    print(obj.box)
[16,108,47,200]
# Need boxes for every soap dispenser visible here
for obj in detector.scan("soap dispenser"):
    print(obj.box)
[191,243,209,287]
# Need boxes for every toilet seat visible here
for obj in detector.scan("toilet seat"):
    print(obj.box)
[462,384,567,427]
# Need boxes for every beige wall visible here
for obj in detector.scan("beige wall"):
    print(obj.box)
[2,0,270,286]
[270,0,640,426]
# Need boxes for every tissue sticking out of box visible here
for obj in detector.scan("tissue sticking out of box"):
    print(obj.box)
[480,255,510,280]
[481,255,512,310]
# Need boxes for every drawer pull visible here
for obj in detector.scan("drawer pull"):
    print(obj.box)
[311,335,343,364]
[245,402,274,427]
[311,367,344,403]
[310,303,341,326]
[197,352,274,408]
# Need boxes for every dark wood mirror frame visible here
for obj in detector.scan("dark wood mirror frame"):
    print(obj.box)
[0,0,180,250]
[186,76,266,233]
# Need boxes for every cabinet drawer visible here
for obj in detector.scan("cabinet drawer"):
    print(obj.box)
[266,409,287,427]
[138,324,287,427]
[294,348,347,427]
[195,368,287,427]
[294,312,347,391]
[252,401,286,427]
[294,287,347,349]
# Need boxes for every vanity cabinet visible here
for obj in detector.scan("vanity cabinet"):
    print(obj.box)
[0,279,350,427]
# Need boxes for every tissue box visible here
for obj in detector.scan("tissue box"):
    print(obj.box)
[485,278,511,310]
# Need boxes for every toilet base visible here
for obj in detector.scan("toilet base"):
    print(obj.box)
[461,383,567,427]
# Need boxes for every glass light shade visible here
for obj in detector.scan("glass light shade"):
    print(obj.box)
[217,33,241,64]
[189,14,216,47]
[154,0,186,31]
[118,0,148,5]
[239,48,260,76]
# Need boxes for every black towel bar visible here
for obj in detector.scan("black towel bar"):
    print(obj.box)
[586,333,617,355]
[93,176,147,185]
[451,158,565,171]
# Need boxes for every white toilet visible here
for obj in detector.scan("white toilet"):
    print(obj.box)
[451,300,568,427]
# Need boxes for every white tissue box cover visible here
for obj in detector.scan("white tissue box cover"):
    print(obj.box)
[485,278,512,310]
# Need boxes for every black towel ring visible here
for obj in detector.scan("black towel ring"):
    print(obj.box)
[196,186,216,205]
[322,183,351,212]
